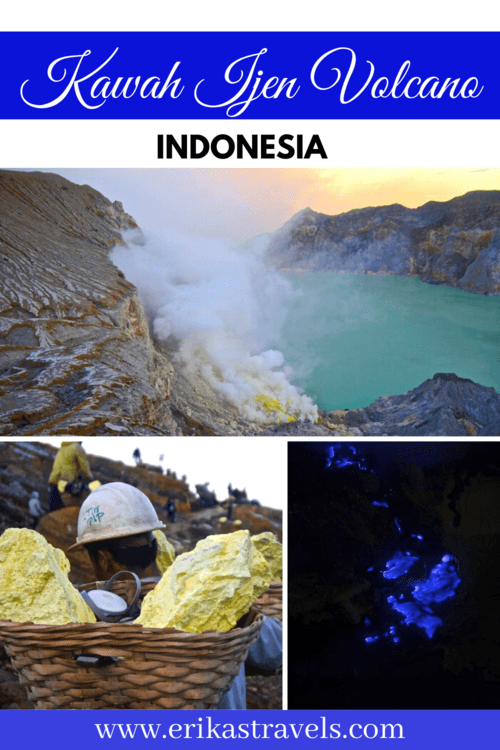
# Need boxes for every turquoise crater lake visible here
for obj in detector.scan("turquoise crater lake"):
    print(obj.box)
[274,272,500,411]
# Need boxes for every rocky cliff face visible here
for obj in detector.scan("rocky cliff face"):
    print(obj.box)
[266,191,500,295]
[0,170,178,436]
[322,373,500,437]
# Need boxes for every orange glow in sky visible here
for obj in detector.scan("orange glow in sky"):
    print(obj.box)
[37,167,500,244]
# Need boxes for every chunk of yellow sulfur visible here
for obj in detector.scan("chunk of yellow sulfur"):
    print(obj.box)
[251,533,283,582]
[255,395,285,413]
[0,528,96,625]
[136,530,271,632]
[153,530,176,574]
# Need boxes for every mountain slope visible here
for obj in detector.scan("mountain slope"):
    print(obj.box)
[266,192,500,295]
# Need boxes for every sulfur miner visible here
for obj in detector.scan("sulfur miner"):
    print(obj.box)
[251,532,283,582]
[68,482,168,582]
[71,482,283,710]
[0,528,95,625]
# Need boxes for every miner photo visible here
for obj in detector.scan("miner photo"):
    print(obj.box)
[0,438,283,710]
[1,168,500,437]
[288,440,500,710]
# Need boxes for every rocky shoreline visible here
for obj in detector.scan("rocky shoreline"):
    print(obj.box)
[1,171,498,437]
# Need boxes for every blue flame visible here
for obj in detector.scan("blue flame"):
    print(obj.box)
[373,501,389,507]
[412,558,460,605]
[367,553,461,642]
[389,601,442,638]
[325,443,368,471]
[382,551,419,579]
[337,458,356,468]
[385,554,461,638]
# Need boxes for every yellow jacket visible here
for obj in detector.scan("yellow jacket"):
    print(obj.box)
[48,442,92,484]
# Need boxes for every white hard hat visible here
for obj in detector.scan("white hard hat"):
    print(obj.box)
[68,482,165,551]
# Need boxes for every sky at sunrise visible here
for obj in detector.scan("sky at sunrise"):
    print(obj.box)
[25,167,500,245]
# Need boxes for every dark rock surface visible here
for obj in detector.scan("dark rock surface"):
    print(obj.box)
[279,374,500,437]
[0,170,177,436]
[266,191,500,295]
[337,373,500,436]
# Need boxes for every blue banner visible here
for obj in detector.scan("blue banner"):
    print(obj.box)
[0,31,496,119]
[1,709,498,746]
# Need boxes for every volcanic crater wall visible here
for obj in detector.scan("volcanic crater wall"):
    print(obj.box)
[0,171,178,436]
[266,192,500,295]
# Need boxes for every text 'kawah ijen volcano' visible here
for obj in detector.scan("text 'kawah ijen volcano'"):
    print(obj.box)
[1,170,500,436]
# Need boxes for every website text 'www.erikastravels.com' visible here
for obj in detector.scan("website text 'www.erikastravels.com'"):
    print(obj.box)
[95,718,405,740]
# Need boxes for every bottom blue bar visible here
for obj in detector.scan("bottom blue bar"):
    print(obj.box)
[2,710,498,747]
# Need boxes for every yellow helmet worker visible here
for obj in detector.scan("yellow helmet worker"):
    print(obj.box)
[48,442,93,512]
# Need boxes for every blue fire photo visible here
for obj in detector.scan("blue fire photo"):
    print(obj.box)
[288,441,500,709]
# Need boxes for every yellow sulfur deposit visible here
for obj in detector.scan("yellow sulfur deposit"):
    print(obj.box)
[136,530,271,633]
[53,546,71,577]
[251,533,283,582]
[255,394,285,413]
[153,530,176,574]
[255,394,297,423]
[0,528,96,625]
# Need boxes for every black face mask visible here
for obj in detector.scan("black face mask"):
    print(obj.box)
[109,536,158,571]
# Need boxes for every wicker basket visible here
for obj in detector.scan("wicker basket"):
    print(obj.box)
[0,609,263,710]
[253,583,282,620]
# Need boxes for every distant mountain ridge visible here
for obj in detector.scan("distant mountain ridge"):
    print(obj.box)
[265,190,500,295]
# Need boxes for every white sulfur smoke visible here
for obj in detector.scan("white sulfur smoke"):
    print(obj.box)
[111,229,318,424]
